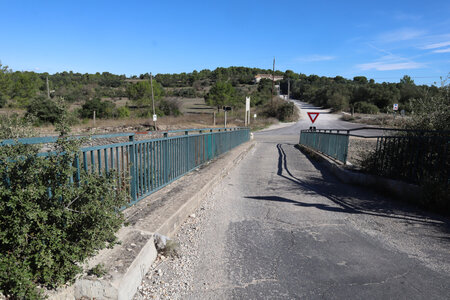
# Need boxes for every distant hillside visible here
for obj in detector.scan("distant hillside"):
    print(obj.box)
[1,62,446,126]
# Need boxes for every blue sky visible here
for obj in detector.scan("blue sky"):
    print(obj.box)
[0,0,449,85]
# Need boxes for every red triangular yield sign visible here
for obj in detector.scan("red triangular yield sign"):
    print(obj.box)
[307,112,320,123]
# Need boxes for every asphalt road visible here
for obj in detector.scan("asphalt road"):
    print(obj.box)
[137,101,450,299]
[258,99,384,138]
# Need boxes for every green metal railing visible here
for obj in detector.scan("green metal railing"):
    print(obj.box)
[299,127,449,186]
[299,130,349,163]
[1,127,250,206]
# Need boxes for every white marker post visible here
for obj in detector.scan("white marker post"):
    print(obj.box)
[245,96,250,126]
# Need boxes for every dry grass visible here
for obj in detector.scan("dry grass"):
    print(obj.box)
[175,97,215,114]
[0,95,285,136]
[347,137,378,167]
[342,113,410,128]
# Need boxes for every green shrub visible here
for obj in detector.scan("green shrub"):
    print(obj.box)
[116,106,130,118]
[0,118,128,298]
[262,101,295,121]
[0,92,7,108]
[158,99,181,116]
[354,101,379,114]
[26,96,65,125]
[79,98,116,119]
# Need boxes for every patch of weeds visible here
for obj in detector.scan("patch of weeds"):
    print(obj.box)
[161,240,180,258]
[87,264,107,277]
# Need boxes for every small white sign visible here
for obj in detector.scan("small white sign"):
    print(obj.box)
[393,103,398,111]
[245,97,250,112]
[153,114,157,122]
[253,113,257,119]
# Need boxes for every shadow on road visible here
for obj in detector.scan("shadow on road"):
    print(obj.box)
[247,143,450,237]
[245,195,352,213]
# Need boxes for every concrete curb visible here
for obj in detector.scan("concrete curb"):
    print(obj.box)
[48,140,255,300]
[296,144,423,203]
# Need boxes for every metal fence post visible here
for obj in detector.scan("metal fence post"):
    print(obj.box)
[129,135,137,203]
[343,130,350,164]
[164,132,168,183]
[185,131,189,172]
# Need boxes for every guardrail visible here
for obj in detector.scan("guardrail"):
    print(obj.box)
[299,130,349,163]
[299,127,449,186]
[1,127,250,206]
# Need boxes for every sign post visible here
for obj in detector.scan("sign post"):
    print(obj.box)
[223,106,231,128]
[245,96,250,126]
[393,103,398,119]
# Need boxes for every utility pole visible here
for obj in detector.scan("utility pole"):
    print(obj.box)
[271,57,275,105]
[287,79,290,100]
[150,73,156,130]
[46,76,50,99]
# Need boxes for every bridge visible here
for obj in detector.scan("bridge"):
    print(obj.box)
[1,100,449,299]
[134,100,450,299]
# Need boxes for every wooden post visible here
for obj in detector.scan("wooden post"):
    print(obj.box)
[150,73,156,130]
[93,111,96,127]
[46,76,50,99]
[213,112,216,126]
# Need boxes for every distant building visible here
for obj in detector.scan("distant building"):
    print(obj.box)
[254,74,284,83]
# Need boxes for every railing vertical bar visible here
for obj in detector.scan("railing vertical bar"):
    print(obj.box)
[83,151,88,172]
[104,148,109,173]
[90,151,95,173]
[97,149,102,175]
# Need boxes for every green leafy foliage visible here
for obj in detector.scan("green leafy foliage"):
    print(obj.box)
[360,77,450,214]
[0,117,128,298]
[262,100,295,121]
[205,81,237,109]
[26,96,65,125]
[0,92,6,108]
[405,76,450,131]
[79,98,116,119]
[283,73,436,114]
[126,81,164,106]
[116,106,130,118]
[353,101,379,114]
[158,99,181,116]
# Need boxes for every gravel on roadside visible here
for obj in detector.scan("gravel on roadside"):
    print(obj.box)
[133,189,218,300]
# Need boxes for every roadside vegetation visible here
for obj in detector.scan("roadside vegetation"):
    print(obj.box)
[359,77,449,214]
[0,63,295,133]
[0,116,128,298]
[280,71,442,115]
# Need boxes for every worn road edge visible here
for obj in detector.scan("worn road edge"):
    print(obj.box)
[155,141,256,238]
[296,144,423,203]
[48,140,256,300]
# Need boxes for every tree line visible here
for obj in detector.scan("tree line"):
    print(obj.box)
[279,71,443,114]
[1,61,446,125]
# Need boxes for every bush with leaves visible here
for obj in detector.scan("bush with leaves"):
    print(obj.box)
[79,98,116,119]
[262,100,295,122]
[0,117,128,298]
[116,106,130,118]
[354,101,379,114]
[0,92,7,108]
[360,76,449,214]
[26,96,65,125]
[404,77,449,131]
[158,99,181,116]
